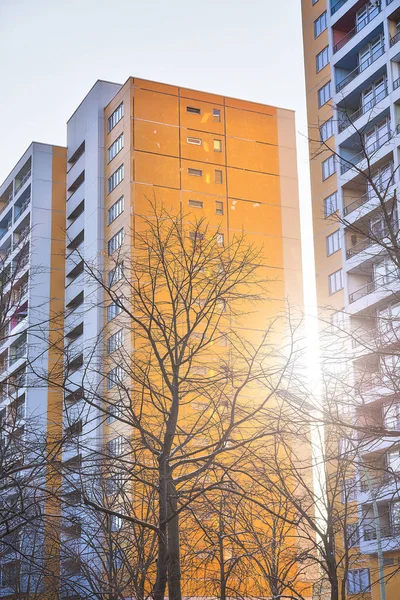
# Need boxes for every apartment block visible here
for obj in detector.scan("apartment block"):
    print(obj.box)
[0,142,66,594]
[301,0,400,597]
[0,77,307,598]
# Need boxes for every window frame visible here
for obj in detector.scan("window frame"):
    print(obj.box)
[324,191,338,217]
[314,11,327,38]
[318,81,331,108]
[329,268,344,295]
[108,196,124,225]
[316,46,329,72]
[322,155,336,180]
[108,103,124,134]
[326,230,341,256]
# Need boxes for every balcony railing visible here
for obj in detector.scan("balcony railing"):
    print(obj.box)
[364,523,400,541]
[346,238,373,258]
[390,31,400,48]
[359,471,399,492]
[349,272,399,304]
[336,42,385,93]
[333,6,381,53]
[10,344,27,365]
[14,171,31,196]
[15,198,30,220]
[338,86,389,133]
[340,125,392,175]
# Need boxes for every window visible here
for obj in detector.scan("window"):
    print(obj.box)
[107,435,123,456]
[359,35,384,73]
[108,229,124,255]
[187,137,202,145]
[188,199,203,208]
[346,523,359,547]
[329,269,343,294]
[111,514,123,531]
[106,329,123,354]
[322,155,335,180]
[107,303,122,322]
[188,168,202,177]
[216,200,224,215]
[108,165,124,194]
[340,478,357,503]
[318,81,331,108]
[108,196,124,225]
[108,134,124,163]
[108,103,123,133]
[217,233,225,246]
[384,402,400,429]
[388,450,400,472]
[347,569,370,594]
[391,501,400,526]
[212,108,221,122]
[312,0,319,4]
[215,170,223,184]
[186,106,201,114]
[106,401,123,424]
[326,230,341,256]
[361,77,387,113]
[108,262,123,286]
[320,117,334,142]
[214,139,222,152]
[106,366,124,390]
[314,11,327,37]
[364,118,390,154]
[316,46,329,72]
[189,231,205,242]
[324,192,338,217]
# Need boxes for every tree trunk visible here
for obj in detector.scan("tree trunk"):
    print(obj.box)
[153,459,168,600]
[167,478,182,600]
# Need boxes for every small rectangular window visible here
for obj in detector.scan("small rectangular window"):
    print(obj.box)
[320,117,334,142]
[324,192,338,217]
[107,435,124,455]
[187,137,202,145]
[108,196,124,225]
[108,263,123,286]
[187,106,201,114]
[106,329,123,354]
[316,46,329,73]
[108,134,124,163]
[107,303,122,322]
[188,168,202,177]
[314,11,327,38]
[217,233,225,246]
[108,103,124,133]
[189,231,205,242]
[212,109,221,122]
[347,569,370,594]
[215,201,224,215]
[214,139,222,152]
[322,155,335,180]
[188,199,203,208]
[106,401,122,425]
[108,229,124,255]
[106,366,124,390]
[215,170,223,184]
[326,230,341,256]
[108,164,124,194]
[318,81,332,108]
[329,269,343,295]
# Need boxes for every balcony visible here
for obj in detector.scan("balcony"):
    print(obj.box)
[346,238,373,259]
[336,42,385,93]
[338,85,389,133]
[363,523,400,542]
[14,171,31,197]
[340,123,393,175]
[333,4,382,54]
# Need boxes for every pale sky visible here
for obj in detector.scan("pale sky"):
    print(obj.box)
[0,0,315,306]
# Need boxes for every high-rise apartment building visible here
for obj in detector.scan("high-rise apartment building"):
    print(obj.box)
[0,142,66,593]
[302,0,400,597]
[0,77,307,598]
